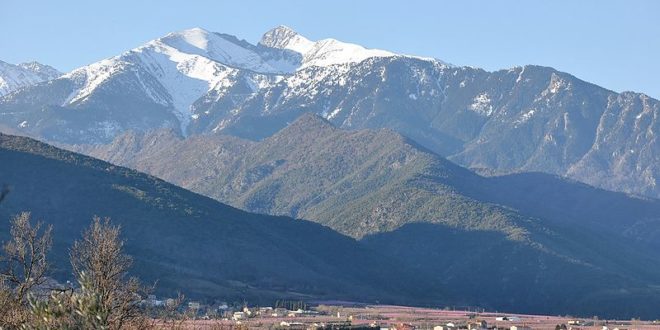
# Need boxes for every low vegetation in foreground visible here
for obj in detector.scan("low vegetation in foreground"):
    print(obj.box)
[0,212,151,329]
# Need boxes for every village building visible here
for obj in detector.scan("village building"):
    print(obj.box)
[232,311,245,321]
[510,326,532,330]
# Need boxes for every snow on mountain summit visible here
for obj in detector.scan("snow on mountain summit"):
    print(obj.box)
[60,27,295,133]
[60,25,443,110]
[154,27,287,73]
[17,62,62,81]
[0,60,61,96]
[260,25,315,53]
[36,26,448,137]
[259,25,398,68]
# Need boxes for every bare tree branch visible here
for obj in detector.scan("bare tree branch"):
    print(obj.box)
[70,216,146,329]
[0,212,52,303]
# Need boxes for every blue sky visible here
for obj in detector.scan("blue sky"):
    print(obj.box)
[1,0,658,98]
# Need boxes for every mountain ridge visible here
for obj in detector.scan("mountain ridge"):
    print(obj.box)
[74,113,660,243]
[0,26,658,198]
[69,115,660,318]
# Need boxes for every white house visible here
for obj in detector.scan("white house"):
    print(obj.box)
[232,311,245,320]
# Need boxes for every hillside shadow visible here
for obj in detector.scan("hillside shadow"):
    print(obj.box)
[361,222,660,319]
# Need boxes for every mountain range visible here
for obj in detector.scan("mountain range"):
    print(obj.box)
[72,114,660,318]
[0,26,657,199]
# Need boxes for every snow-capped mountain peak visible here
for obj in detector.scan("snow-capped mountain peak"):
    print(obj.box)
[260,25,314,54]
[60,27,294,133]
[17,61,62,81]
[259,25,397,68]
[143,27,287,74]
[0,60,61,96]
[8,26,447,141]
[162,27,214,52]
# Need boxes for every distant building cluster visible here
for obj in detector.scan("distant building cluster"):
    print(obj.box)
[139,297,658,330]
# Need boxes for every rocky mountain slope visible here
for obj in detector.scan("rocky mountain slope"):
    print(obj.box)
[0,132,432,305]
[0,26,657,199]
[207,60,658,200]
[74,114,660,318]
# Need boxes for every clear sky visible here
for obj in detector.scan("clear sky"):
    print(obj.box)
[1,0,658,98]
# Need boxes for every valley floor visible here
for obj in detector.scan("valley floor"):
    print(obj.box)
[151,304,660,330]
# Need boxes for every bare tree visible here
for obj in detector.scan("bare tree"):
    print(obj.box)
[0,212,52,303]
[70,216,146,329]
